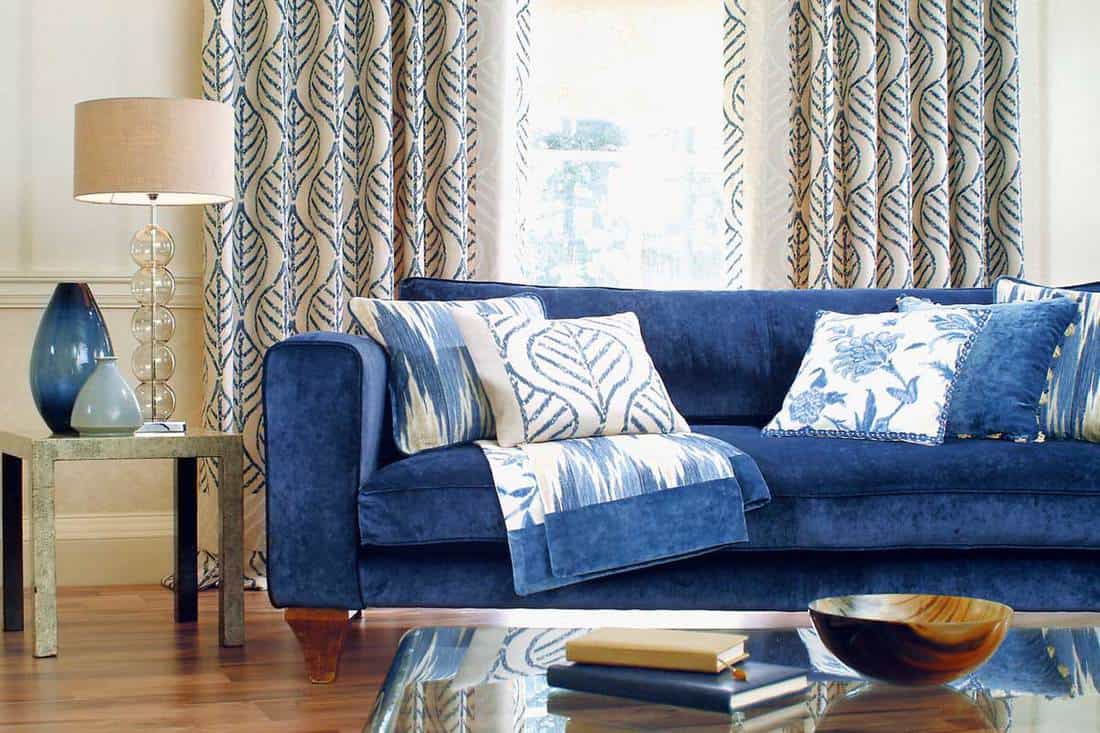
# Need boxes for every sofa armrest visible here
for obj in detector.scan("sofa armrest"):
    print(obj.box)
[263,332,389,609]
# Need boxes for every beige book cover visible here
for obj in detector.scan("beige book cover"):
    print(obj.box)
[565,629,749,673]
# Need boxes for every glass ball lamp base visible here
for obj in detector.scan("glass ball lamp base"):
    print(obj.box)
[135,381,178,422]
[129,218,178,422]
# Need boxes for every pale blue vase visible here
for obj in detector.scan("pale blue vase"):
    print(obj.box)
[70,356,143,437]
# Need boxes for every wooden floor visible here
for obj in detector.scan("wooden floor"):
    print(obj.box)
[0,586,795,732]
[1,587,1096,732]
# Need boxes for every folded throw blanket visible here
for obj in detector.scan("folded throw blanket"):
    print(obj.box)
[477,433,771,595]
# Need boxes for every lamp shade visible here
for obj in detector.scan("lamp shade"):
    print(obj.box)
[73,97,234,206]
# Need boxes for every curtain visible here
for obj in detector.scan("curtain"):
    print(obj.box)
[727,0,1024,290]
[196,0,527,587]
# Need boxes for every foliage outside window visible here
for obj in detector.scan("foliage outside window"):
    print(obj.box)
[523,0,725,289]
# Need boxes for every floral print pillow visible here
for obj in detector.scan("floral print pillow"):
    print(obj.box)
[763,309,989,446]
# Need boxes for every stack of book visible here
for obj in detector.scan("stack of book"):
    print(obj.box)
[546,629,811,728]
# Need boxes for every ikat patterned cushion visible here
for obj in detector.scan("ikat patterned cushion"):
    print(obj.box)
[349,295,545,454]
[453,310,689,447]
[996,277,1100,442]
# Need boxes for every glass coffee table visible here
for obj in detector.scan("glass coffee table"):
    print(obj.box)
[365,622,1100,732]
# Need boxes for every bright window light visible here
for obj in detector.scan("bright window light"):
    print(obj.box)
[522,0,725,289]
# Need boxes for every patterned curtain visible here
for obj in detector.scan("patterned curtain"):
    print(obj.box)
[726,0,1024,289]
[197,0,527,586]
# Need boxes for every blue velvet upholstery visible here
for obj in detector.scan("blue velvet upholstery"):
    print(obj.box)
[355,546,1100,612]
[360,424,1100,550]
[398,279,992,425]
[265,279,1099,614]
[263,332,387,608]
[898,296,1079,440]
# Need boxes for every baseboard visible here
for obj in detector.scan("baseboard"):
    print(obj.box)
[8,512,175,586]
[0,272,201,309]
[20,511,175,541]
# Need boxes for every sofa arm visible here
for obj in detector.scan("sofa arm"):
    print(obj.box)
[263,332,389,609]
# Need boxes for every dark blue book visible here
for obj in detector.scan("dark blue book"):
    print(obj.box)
[547,660,809,714]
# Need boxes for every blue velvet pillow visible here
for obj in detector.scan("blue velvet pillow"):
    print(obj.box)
[897,296,1077,441]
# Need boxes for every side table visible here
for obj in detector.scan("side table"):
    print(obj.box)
[0,430,244,657]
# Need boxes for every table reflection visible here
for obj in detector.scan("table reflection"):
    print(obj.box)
[367,625,1100,733]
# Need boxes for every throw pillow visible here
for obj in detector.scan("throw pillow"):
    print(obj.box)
[453,310,689,447]
[349,295,545,454]
[897,296,1077,441]
[762,309,989,446]
[995,277,1100,441]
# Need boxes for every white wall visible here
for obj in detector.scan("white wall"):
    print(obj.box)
[1020,0,1100,285]
[1,0,204,585]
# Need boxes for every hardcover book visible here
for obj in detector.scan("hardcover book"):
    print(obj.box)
[547,660,809,714]
[565,628,748,673]
[548,690,813,732]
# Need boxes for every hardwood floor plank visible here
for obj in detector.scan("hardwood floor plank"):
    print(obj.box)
[0,587,1097,732]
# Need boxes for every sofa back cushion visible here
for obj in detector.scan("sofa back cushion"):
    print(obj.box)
[398,278,992,424]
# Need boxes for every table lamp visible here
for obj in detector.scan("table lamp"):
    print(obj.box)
[73,97,234,424]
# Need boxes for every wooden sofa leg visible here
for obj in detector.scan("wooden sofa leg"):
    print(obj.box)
[285,608,353,684]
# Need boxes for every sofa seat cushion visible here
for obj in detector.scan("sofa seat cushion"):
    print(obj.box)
[359,443,507,547]
[358,426,1100,550]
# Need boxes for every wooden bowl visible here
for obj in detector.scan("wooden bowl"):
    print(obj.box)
[809,594,1013,686]
[814,684,997,732]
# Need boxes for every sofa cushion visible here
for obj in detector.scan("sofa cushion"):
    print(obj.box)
[455,310,689,445]
[763,309,988,446]
[897,296,1080,441]
[348,294,545,454]
[358,425,1100,551]
[996,277,1100,443]
[398,278,992,425]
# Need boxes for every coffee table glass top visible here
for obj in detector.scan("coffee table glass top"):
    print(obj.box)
[366,624,1100,732]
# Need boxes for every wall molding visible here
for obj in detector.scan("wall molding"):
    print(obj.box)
[9,512,175,586]
[0,272,201,310]
[19,511,174,541]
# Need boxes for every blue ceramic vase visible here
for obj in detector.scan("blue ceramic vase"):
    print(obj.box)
[71,356,143,436]
[29,283,114,434]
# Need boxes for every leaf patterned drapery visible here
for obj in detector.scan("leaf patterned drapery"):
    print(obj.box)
[197,0,527,586]
[727,0,1023,289]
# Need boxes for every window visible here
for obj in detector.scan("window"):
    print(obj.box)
[522,0,725,289]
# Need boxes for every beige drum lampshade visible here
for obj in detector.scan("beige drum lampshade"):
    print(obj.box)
[73,97,234,205]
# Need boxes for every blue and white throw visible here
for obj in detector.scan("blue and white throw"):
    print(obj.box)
[764,309,989,446]
[477,433,770,596]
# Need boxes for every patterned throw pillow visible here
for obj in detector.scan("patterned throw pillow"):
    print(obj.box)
[897,296,1078,441]
[453,310,689,447]
[349,295,545,454]
[995,277,1100,441]
[763,309,989,446]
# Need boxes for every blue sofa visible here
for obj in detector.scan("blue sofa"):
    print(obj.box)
[264,278,1100,681]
